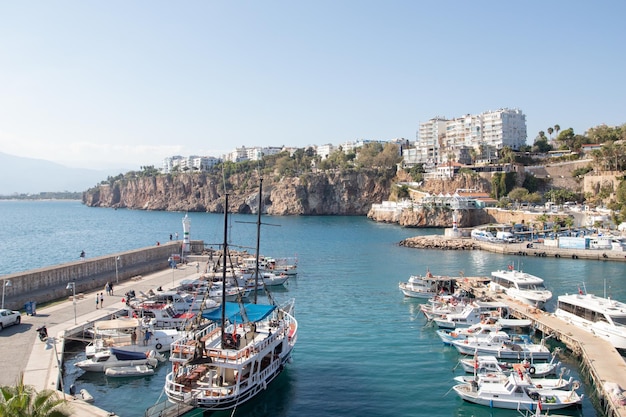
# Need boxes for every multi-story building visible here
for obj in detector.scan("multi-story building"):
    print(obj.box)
[415,108,527,166]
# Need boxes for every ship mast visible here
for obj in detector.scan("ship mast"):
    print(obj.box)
[220,194,228,348]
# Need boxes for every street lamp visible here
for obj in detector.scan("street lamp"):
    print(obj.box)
[115,256,121,284]
[66,282,76,324]
[1,279,11,309]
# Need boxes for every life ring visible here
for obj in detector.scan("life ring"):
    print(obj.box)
[529,366,536,375]
[155,343,163,350]
[573,381,580,390]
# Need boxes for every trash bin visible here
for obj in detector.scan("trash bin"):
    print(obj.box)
[25,301,36,316]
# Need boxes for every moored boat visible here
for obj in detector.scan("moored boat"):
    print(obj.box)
[555,291,626,350]
[398,270,455,299]
[76,348,164,373]
[452,372,582,410]
[105,364,156,378]
[163,191,297,411]
[459,354,562,377]
[490,267,553,308]
[451,331,553,360]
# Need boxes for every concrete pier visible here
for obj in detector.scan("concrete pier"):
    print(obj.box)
[1,256,205,416]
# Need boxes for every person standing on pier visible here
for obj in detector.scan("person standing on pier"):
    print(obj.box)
[95,294,99,309]
[100,292,104,308]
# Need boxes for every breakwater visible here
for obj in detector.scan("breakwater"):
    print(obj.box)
[1,241,208,311]
[400,235,626,262]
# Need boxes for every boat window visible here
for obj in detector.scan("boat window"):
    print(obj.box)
[610,316,626,326]
[517,283,546,291]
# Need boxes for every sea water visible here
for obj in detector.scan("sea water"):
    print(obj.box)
[3,200,624,417]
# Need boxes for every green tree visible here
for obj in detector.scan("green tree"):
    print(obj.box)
[508,187,530,207]
[547,127,554,139]
[533,136,552,153]
[0,376,71,416]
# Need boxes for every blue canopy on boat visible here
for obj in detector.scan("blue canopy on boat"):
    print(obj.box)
[202,302,276,323]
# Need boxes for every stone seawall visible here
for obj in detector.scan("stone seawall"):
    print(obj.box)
[2,241,194,311]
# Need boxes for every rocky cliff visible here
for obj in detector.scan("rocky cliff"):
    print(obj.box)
[82,170,392,215]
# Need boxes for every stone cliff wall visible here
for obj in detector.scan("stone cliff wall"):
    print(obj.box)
[82,170,392,215]
[367,206,494,228]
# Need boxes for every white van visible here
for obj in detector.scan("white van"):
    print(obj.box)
[496,231,516,243]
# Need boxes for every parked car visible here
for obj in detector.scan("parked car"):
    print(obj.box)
[0,308,21,330]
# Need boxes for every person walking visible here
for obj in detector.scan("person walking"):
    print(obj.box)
[131,330,137,345]
[95,294,99,309]
[109,282,114,296]
[100,292,104,308]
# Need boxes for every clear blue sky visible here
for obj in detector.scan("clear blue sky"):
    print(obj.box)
[1,1,624,170]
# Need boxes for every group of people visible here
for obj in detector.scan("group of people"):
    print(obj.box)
[95,292,104,309]
[105,281,114,295]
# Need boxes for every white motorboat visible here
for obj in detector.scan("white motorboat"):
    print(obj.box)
[433,301,509,329]
[451,331,553,360]
[420,295,468,321]
[453,369,575,391]
[490,268,553,308]
[452,372,582,410]
[459,354,562,377]
[398,270,455,299]
[555,291,626,350]
[86,317,181,358]
[105,364,155,378]
[76,348,163,373]
[128,301,204,330]
[133,290,212,312]
[436,320,531,345]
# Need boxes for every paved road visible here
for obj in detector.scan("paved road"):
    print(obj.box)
[0,263,201,388]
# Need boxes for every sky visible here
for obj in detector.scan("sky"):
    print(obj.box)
[1,1,625,171]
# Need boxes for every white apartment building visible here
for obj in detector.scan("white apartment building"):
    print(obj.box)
[162,155,221,173]
[415,108,526,165]
[316,144,335,160]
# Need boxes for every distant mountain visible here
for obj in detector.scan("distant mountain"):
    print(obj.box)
[0,152,125,195]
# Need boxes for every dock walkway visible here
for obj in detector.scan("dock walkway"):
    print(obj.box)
[459,278,626,417]
[2,263,202,417]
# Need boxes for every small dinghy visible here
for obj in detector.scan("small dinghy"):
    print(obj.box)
[105,364,155,378]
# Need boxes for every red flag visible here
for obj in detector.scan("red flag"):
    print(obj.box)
[578,287,583,295]
[538,398,542,411]
[508,264,514,271]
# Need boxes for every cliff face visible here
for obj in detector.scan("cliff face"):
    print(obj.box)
[367,206,494,228]
[82,170,392,215]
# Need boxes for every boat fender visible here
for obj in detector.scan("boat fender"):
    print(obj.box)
[155,343,163,350]
[529,366,536,375]
[79,389,94,403]
[573,381,580,390]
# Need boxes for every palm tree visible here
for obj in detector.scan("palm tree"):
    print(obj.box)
[0,375,71,417]
[547,127,554,139]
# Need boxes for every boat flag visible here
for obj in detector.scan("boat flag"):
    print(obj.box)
[507,264,514,271]
[578,287,584,295]
[537,398,542,412]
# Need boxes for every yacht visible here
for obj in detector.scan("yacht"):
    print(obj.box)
[490,268,553,308]
[555,292,626,350]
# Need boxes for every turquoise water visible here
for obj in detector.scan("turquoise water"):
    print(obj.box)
[4,201,625,416]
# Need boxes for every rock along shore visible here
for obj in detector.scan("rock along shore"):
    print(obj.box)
[399,235,478,250]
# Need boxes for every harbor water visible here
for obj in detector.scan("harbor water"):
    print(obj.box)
[3,200,625,417]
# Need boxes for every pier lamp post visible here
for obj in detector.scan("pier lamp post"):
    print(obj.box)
[115,256,120,284]
[66,282,76,324]
[1,279,12,309]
